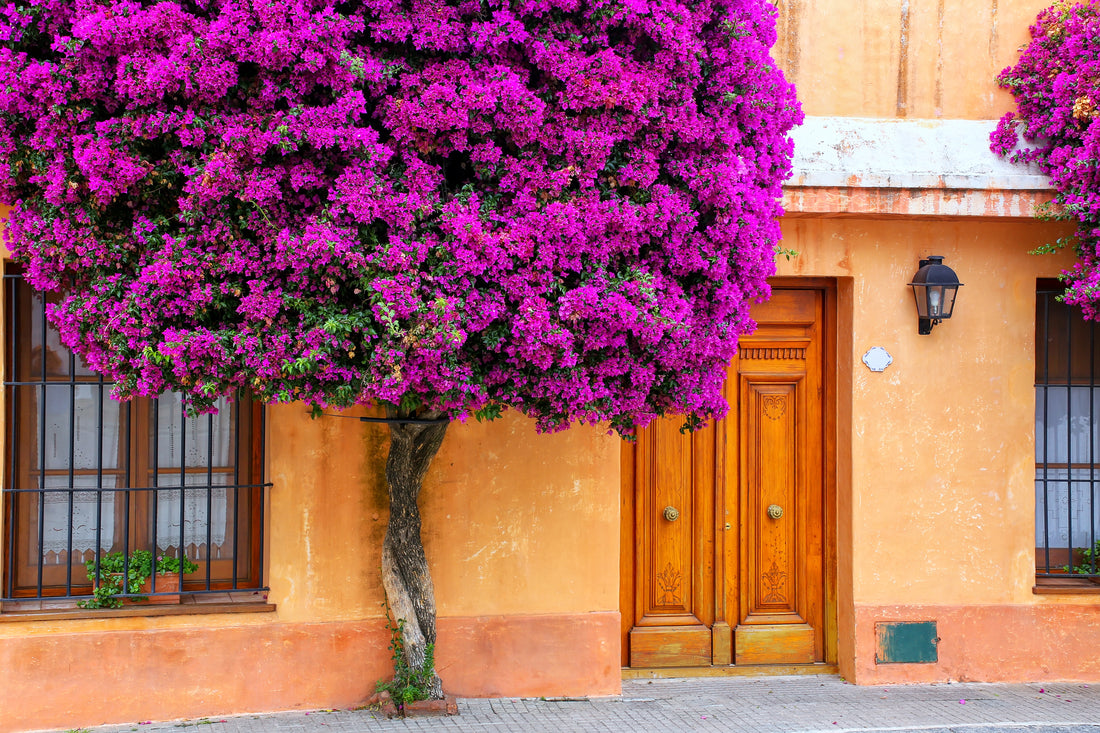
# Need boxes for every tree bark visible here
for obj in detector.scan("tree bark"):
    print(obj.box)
[380,409,449,700]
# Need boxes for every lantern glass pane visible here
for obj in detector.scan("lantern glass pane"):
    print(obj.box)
[912,285,929,318]
[940,286,957,319]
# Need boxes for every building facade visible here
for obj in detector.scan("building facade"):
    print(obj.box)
[4,1,1100,731]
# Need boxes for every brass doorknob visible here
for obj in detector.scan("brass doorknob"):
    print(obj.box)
[663,506,680,522]
[767,504,784,519]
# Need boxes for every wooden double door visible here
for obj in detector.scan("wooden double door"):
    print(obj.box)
[620,283,836,668]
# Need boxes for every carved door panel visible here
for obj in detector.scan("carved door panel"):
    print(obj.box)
[731,288,828,665]
[625,418,715,667]
[621,284,833,670]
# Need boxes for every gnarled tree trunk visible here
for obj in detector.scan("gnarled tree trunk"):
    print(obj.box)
[380,409,449,700]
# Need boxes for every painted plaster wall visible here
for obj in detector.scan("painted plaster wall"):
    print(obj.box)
[777,216,1100,683]
[0,405,623,731]
[0,222,623,729]
[779,217,1069,603]
[266,405,621,623]
[772,0,1044,120]
[2,3,1095,730]
[771,0,1100,684]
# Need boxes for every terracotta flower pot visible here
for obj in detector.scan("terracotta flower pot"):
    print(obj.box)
[138,573,181,605]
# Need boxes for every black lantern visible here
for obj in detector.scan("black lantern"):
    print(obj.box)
[908,256,962,335]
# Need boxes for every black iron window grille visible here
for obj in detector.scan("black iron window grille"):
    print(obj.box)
[2,269,270,604]
[1036,282,1100,580]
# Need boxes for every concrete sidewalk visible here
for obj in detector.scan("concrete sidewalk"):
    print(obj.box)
[38,675,1100,733]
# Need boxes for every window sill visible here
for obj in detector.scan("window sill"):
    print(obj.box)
[1033,576,1100,595]
[0,591,274,622]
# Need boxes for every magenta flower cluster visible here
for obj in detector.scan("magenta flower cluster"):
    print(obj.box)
[0,0,800,433]
[993,0,1100,317]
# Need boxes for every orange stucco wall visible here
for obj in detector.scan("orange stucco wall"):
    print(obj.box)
[263,406,621,700]
[5,1,1100,730]
[0,262,623,732]
[852,604,1100,684]
[0,410,623,732]
[773,0,1043,120]
[6,214,1095,728]
[265,406,621,623]
[776,215,1100,684]
[0,612,620,731]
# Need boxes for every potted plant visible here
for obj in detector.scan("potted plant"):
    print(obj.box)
[79,550,198,608]
[1064,539,1100,577]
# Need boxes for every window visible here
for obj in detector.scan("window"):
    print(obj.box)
[1035,281,1100,584]
[2,268,269,605]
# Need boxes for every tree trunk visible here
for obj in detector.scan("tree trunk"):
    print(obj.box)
[380,408,449,700]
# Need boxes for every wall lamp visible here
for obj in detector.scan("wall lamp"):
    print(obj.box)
[909,256,962,335]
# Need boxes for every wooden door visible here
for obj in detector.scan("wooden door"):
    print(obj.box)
[621,416,717,667]
[621,284,834,669]
[730,287,829,665]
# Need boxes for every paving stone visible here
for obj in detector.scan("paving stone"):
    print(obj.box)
[29,676,1100,733]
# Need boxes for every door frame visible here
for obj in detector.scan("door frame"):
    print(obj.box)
[620,277,838,670]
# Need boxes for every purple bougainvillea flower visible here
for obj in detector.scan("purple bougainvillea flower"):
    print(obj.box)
[993,1,1100,319]
[0,0,800,434]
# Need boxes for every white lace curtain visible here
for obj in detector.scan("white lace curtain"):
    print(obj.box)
[39,482,232,559]
[35,390,235,560]
[1036,385,1100,549]
[40,477,116,557]
[154,482,231,552]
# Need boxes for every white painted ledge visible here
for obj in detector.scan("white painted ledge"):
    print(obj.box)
[786,116,1049,191]
[782,116,1054,218]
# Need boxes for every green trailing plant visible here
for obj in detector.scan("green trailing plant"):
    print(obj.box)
[147,553,199,576]
[375,603,437,707]
[78,550,198,609]
[1064,538,1100,575]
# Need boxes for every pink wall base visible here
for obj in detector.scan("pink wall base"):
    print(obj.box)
[852,603,1100,684]
[0,611,620,733]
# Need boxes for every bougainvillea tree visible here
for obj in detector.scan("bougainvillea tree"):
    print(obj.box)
[993,0,1100,317]
[0,0,799,696]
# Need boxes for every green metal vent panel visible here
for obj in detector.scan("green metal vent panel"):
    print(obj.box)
[875,621,938,664]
